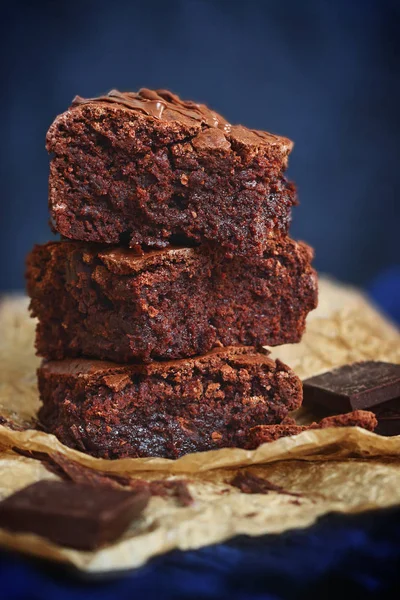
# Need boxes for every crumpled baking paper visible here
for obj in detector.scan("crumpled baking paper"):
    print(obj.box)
[0,278,399,573]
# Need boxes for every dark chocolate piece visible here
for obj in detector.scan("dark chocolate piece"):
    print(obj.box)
[374,399,400,436]
[0,480,149,550]
[303,362,400,412]
[46,88,296,256]
[146,480,194,506]
[26,239,317,363]
[230,471,301,497]
[37,347,303,459]
[375,415,400,436]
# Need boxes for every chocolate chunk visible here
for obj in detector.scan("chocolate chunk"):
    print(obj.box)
[49,453,194,506]
[374,399,400,436]
[303,362,400,412]
[375,415,400,436]
[146,480,194,506]
[230,471,301,498]
[48,453,123,489]
[0,480,149,550]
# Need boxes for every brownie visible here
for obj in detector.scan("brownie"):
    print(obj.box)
[0,480,149,550]
[26,238,317,363]
[46,88,296,256]
[37,347,303,459]
[245,410,378,448]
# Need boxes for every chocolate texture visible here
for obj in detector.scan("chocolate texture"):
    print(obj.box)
[303,361,400,412]
[26,239,317,363]
[47,88,296,256]
[37,347,303,459]
[374,399,400,436]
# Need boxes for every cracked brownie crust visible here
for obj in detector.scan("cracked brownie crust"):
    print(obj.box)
[26,238,317,363]
[47,89,296,256]
[38,347,303,459]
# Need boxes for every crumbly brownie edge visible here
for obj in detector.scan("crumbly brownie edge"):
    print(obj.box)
[245,410,378,447]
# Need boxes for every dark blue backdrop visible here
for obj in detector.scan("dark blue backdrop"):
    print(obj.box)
[1,0,399,290]
[2,507,400,599]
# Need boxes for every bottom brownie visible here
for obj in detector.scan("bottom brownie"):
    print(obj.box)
[38,347,302,459]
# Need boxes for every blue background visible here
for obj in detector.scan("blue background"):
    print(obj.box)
[1,0,399,291]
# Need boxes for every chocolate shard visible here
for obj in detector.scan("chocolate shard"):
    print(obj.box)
[303,361,400,412]
[230,471,301,498]
[0,480,149,550]
[15,452,194,507]
[375,415,400,436]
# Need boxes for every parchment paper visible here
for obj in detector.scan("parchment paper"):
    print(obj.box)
[0,278,399,573]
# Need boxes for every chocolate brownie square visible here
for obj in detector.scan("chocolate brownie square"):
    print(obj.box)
[46,89,296,256]
[26,238,317,363]
[38,347,302,459]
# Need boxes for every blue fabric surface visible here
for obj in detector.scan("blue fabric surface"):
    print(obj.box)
[1,276,399,598]
[1,509,400,599]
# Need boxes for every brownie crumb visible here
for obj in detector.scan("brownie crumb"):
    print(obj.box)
[147,479,194,507]
[48,453,123,488]
[230,471,301,498]
[0,417,31,432]
[318,410,377,431]
[18,450,194,507]
[246,409,377,449]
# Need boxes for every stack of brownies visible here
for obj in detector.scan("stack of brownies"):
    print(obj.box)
[26,89,318,459]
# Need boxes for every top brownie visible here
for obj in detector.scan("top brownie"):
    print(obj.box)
[47,88,296,256]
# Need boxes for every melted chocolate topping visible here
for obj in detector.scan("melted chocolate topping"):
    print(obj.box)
[71,88,292,148]
[72,88,232,132]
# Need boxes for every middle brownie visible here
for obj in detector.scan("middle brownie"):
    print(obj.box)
[26,238,317,363]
